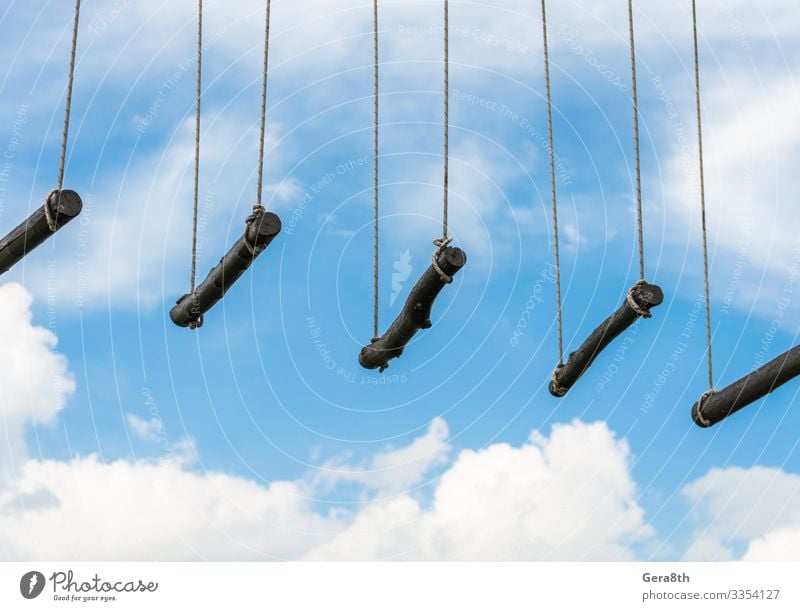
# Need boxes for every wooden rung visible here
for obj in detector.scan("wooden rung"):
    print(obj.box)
[0,190,83,275]
[692,344,800,428]
[170,209,281,329]
[549,281,664,397]
[359,246,467,372]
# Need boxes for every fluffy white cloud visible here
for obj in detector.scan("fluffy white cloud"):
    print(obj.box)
[682,466,800,561]
[314,417,451,496]
[0,283,75,480]
[308,420,650,560]
[0,418,650,561]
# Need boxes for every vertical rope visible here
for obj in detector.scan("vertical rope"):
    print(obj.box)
[692,0,714,390]
[540,0,563,365]
[57,0,82,192]
[441,0,449,240]
[256,0,273,210]
[627,0,645,281]
[372,0,380,341]
[190,0,203,293]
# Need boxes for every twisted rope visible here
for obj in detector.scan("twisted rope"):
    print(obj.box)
[57,0,81,193]
[441,0,449,241]
[256,0,273,212]
[540,0,563,365]
[627,0,645,281]
[190,0,203,293]
[373,0,380,341]
[692,0,714,391]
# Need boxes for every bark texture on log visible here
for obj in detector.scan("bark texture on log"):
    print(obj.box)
[0,190,83,275]
[549,281,664,397]
[170,210,281,328]
[359,246,467,372]
[692,344,800,428]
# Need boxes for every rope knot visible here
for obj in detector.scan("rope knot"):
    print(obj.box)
[44,190,60,232]
[626,279,652,319]
[549,366,568,398]
[243,205,266,257]
[694,389,715,427]
[432,237,453,284]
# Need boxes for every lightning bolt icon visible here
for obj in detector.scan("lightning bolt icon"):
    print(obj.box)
[29,574,38,594]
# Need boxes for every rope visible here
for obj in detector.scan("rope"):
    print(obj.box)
[441,0,449,241]
[372,0,380,341]
[38,1,81,235]
[190,0,203,294]
[57,0,82,194]
[255,0,272,211]
[540,0,563,365]
[627,0,645,281]
[692,0,714,391]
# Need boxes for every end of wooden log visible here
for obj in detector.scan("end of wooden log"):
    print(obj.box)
[246,210,282,251]
[169,209,282,329]
[359,246,467,371]
[46,189,83,228]
[0,189,83,275]
[628,281,664,315]
[691,394,716,428]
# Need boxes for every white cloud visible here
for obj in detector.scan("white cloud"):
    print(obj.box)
[0,283,75,481]
[125,413,198,468]
[125,413,164,443]
[682,466,800,561]
[307,420,650,561]
[0,418,650,561]
[314,417,451,496]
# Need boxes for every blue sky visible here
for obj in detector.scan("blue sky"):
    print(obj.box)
[1,0,799,561]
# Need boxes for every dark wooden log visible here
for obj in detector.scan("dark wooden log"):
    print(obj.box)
[359,246,467,372]
[549,281,664,397]
[692,345,800,428]
[0,190,82,275]
[170,209,281,329]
